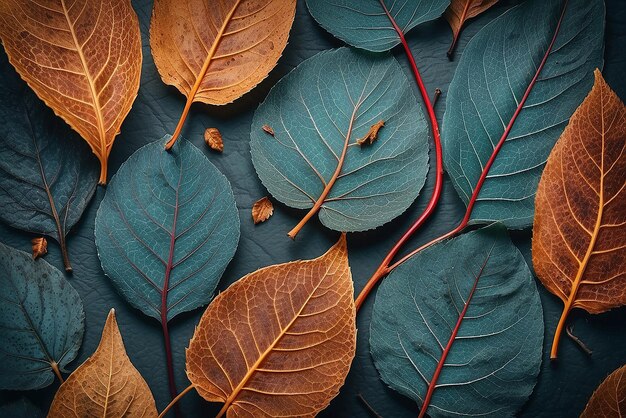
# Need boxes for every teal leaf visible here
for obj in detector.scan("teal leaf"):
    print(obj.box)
[0,51,99,271]
[306,0,451,52]
[0,397,43,418]
[0,242,84,390]
[250,48,429,234]
[442,0,604,228]
[94,137,240,322]
[370,225,543,417]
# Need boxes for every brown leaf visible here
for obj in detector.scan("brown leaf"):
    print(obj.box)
[532,70,626,359]
[0,0,143,184]
[48,309,158,418]
[357,120,385,146]
[581,364,626,417]
[186,235,356,417]
[262,124,275,136]
[204,128,224,152]
[444,0,499,58]
[252,196,274,224]
[31,237,47,260]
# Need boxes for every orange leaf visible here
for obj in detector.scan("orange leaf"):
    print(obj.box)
[444,0,499,58]
[186,235,356,417]
[356,120,384,146]
[532,70,626,359]
[0,0,143,184]
[204,128,224,152]
[48,309,158,418]
[252,196,274,224]
[31,237,47,260]
[581,364,626,417]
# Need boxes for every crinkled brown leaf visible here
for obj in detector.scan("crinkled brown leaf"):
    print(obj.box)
[581,364,626,418]
[48,309,158,418]
[186,235,356,417]
[533,70,626,359]
[204,128,224,152]
[31,237,47,260]
[262,124,275,136]
[0,0,142,184]
[444,0,499,58]
[356,120,384,146]
[252,196,273,224]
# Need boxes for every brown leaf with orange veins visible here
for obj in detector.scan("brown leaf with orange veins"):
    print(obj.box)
[444,0,499,58]
[581,364,626,418]
[252,196,274,224]
[31,237,47,260]
[532,70,626,360]
[0,0,143,184]
[186,234,356,417]
[204,128,224,152]
[48,309,158,418]
[357,120,385,146]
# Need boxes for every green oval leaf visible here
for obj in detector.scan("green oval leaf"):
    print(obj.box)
[250,48,429,233]
[370,225,543,417]
[94,137,240,322]
[442,0,604,228]
[0,51,98,271]
[306,0,451,52]
[0,242,84,390]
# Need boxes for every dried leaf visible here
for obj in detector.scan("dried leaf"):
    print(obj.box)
[48,309,158,418]
[252,196,274,224]
[262,124,275,136]
[357,120,385,146]
[31,237,47,260]
[581,364,626,418]
[0,0,143,184]
[186,235,356,417]
[533,70,626,359]
[204,128,224,152]
[444,0,499,58]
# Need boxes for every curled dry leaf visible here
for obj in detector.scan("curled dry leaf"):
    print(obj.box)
[252,196,274,224]
[581,364,626,418]
[0,0,143,184]
[262,124,275,136]
[31,237,47,260]
[48,309,158,418]
[186,235,356,417]
[444,0,499,58]
[533,70,626,359]
[150,0,297,149]
[204,128,224,152]
[357,120,385,146]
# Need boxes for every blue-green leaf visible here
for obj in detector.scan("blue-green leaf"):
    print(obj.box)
[94,137,240,322]
[250,48,429,234]
[370,225,543,417]
[442,0,604,228]
[0,242,84,390]
[306,0,451,52]
[0,51,99,271]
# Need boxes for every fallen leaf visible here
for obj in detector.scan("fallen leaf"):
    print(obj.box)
[150,0,297,149]
[444,0,499,58]
[186,235,356,417]
[252,196,274,224]
[204,128,224,152]
[581,364,626,418]
[533,70,626,359]
[357,120,385,146]
[48,309,158,418]
[31,237,47,260]
[262,124,275,136]
[0,0,143,184]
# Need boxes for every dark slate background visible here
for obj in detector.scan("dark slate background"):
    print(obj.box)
[1,0,625,416]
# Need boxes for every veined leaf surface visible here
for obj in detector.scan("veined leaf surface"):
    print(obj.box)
[0,51,98,272]
[533,70,626,359]
[94,137,240,322]
[0,0,143,184]
[250,48,429,236]
[370,226,543,417]
[442,0,605,228]
[444,0,499,57]
[186,235,356,417]
[581,364,626,418]
[306,0,451,52]
[0,242,84,391]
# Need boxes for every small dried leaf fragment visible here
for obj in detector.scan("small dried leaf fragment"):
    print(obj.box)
[444,0,499,57]
[357,120,385,146]
[262,124,275,136]
[204,128,224,152]
[533,70,626,359]
[48,309,158,418]
[0,0,143,184]
[252,196,274,224]
[186,235,356,417]
[581,364,626,418]
[31,237,47,260]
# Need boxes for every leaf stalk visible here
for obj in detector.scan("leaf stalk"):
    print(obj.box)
[158,384,195,418]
